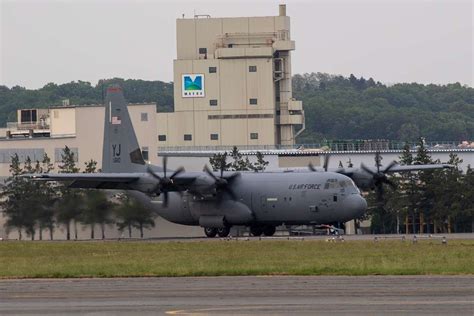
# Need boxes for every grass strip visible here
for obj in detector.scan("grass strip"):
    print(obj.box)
[0,239,473,278]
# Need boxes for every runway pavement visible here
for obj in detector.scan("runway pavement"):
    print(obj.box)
[1,276,473,315]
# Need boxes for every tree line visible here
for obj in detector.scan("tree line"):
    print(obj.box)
[0,146,156,240]
[1,74,472,141]
[293,73,473,142]
[367,139,473,234]
[0,79,174,126]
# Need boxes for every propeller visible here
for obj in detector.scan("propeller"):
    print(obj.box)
[146,156,185,207]
[308,154,330,172]
[203,160,240,201]
[360,152,397,204]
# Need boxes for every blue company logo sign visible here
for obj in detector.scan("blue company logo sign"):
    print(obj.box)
[182,74,205,98]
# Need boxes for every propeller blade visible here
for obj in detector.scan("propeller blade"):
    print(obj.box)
[308,162,317,172]
[170,166,185,179]
[163,191,169,208]
[146,164,162,181]
[360,163,375,176]
[375,152,381,173]
[323,154,330,172]
[383,160,398,173]
[225,172,240,183]
[204,165,218,181]
[163,156,168,178]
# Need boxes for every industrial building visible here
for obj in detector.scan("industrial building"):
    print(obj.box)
[157,4,304,148]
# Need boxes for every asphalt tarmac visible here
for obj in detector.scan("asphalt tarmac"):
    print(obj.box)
[1,276,473,315]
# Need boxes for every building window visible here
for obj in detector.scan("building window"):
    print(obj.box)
[142,147,149,161]
[209,99,218,106]
[209,67,217,73]
[199,48,207,54]
[250,133,258,140]
[141,113,148,121]
[184,134,192,141]
[249,65,257,72]
[20,109,37,123]
[249,98,258,105]
[210,133,219,140]
[158,135,166,142]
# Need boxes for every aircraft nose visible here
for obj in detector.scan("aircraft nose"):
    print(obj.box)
[344,194,367,218]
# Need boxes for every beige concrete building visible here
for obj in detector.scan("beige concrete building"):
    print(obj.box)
[0,104,159,177]
[157,4,304,149]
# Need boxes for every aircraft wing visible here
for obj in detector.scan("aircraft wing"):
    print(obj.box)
[24,173,142,190]
[384,164,453,173]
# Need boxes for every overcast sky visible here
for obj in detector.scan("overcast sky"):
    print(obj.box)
[0,0,472,89]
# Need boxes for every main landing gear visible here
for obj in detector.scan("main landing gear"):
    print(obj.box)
[204,226,231,238]
[204,227,217,238]
[204,225,276,237]
[250,225,276,237]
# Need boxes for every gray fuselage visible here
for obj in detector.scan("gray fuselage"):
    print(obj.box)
[129,171,367,227]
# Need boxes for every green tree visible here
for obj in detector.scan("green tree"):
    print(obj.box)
[209,147,268,172]
[461,166,474,232]
[36,153,57,240]
[115,195,156,238]
[80,159,101,239]
[56,146,82,240]
[398,143,418,233]
[252,151,269,172]
[83,190,114,239]
[84,159,97,173]
[413,138,436,233]
[431,153,464,233]
[0,154,27,239]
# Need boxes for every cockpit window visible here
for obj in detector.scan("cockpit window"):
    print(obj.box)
[339,180,353,188]
[324,179,339,189]
[324,179,355,189]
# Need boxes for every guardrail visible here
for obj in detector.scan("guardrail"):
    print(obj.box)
[6,122,50,130]
[158,140,473,152]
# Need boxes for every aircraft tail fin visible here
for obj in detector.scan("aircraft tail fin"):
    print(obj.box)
[101,85,146,173]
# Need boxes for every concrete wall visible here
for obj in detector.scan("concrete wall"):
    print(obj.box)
[50,107,76,136]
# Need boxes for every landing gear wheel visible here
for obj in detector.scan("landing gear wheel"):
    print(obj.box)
[250,226,263,236]
[217,227,231,237]
[204,227,217,238]
[263,226,276,236]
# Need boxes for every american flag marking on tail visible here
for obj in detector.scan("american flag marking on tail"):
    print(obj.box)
[111,116,121,125]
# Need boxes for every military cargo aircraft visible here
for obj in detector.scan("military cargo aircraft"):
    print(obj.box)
[27,86,450,237]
